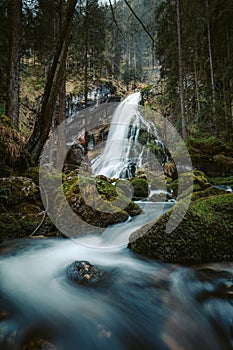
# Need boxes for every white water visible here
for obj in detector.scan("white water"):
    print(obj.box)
[92,92,164,178]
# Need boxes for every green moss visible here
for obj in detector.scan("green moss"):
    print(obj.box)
[167,170,211,198]
[0,177,39,207]
[0,200,58,242]
[56,174,142,230]
[186,137,233,158]
[24,166,39,185]
[130,177,149,199]
[191,186,228,201]
[95,176,118,201]
[208,176,233,188]
[0,114,14,129]
[130,193,233,265]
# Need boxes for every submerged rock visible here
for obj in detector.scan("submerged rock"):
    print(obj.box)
[129,193,233,265]
[67,261,103,285]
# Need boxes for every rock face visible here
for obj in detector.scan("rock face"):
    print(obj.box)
[66,261,103,285]
[129,193,233,265]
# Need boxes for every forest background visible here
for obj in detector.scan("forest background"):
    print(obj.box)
[0,0,233,168]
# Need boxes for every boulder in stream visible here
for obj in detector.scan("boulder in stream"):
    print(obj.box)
[67,261,103,285]
[129,193,233,265]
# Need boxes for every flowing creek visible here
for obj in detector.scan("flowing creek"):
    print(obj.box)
[1,217,233,350]
[1,94,233,349]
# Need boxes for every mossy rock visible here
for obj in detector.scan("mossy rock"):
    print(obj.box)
[208,176,233,187]
[186,138,233,177]
[54,174,142,231]
[191,186,229,201]
[129,193,233,265]
[0,176,39,207]
[167,170,211,198]
[0,205,58,242]
[149,192,171,202]
[149,174,167,191]
[130,177,149,200]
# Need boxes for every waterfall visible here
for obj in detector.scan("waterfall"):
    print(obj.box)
[91,92,165,178]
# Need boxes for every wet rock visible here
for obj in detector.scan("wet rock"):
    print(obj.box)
[130,177,149,200]
[0,207,58,242]
[67,261,103,285]
[67,144,84,164]
[129,193,233,265]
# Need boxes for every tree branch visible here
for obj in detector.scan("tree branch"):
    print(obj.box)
[108,0,125,40]
[123,0,154,43]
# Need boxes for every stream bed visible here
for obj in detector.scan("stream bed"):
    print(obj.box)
[1,201,233,349]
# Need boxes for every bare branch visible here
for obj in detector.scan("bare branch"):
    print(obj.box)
[108,0,125,40]
[123,0,154,43]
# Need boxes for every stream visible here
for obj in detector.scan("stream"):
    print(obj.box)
[1,202,233,349]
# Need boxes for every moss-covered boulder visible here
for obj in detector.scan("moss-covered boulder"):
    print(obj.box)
[208,175,233,188]
[130,177,149,200]
[186,138,233,177]
[0,176,39,206]
[167,170,211,198]
[55,173,142,232]
[129,193,233,265]
[0,176,57,242]
[0,206,56,242]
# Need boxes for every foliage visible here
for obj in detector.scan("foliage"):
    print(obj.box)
[155,0,233,141]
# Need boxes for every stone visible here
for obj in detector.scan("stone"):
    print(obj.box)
[129,193,233,265]
[130,177,149,200]
[67,261,103,285]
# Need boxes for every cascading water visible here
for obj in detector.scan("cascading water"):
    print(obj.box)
[91,92,165,178]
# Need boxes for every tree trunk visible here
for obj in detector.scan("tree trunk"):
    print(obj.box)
[194,55,200,113]
[84,0,89,109]
[176,0,187,139]
[28,0,76,162]
[206,0,215,104]
[6,0,22,129]
[57,0,67,167]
